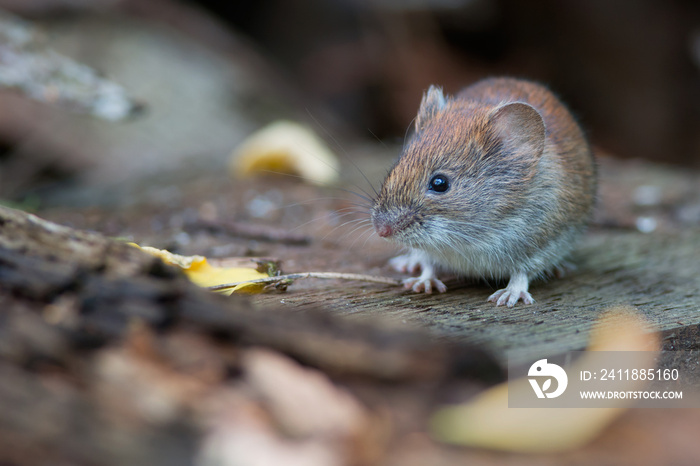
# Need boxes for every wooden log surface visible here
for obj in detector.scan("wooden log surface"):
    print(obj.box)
[0,204,497,382]
[5,154,698,368]
[252,228,700,364]
[235,155,700,365]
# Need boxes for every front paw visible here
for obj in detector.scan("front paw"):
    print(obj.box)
[488,288,534,307]
[388,254,422,274]
[402,276,448,294]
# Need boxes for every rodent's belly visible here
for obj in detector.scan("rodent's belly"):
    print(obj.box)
[426,246,515,278]
[418,226,579,278]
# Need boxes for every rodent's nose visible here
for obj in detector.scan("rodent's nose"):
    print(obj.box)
[376,223,393,238]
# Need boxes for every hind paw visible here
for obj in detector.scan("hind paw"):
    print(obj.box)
[403,276,448,294]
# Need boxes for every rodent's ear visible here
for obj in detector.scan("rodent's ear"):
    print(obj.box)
[415,85,447,132]
[489,102,545,159]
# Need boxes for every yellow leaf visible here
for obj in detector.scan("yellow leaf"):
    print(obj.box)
[133,244,206,269]
[230,281,268,294]
[130,244,268,295]
[229,120,339,186]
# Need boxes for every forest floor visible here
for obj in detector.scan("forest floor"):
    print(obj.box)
[3,147,699,465]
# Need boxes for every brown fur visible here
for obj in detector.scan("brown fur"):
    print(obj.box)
[371,77,596,282]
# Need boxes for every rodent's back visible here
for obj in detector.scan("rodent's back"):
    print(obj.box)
[458,78,596,226]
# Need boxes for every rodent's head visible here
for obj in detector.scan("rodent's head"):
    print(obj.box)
[371,85,546,253]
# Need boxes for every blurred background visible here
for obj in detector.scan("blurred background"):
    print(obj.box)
[1,0,699,206]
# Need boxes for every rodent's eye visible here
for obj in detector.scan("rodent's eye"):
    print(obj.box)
[428,174,450,193]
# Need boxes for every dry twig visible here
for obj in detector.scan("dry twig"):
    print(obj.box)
[208,272,401,292]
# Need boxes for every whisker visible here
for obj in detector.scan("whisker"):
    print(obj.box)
[360,229,378,249]
[349,224,375,249]
[306,109,379,198]
[254,168,319,183]
[351,227,374,249]
[339,217,372,233]
[281,197,371,211]
[341,220,374,243]
[289,207,369,236]
[252,168,375,206]
[334,187,374,204]
[326,218,371,241]
[288,210,354,234]
[367,128,388,149]
[247,140,376,203]
[404,116,417,147]
[326,212,370,229]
